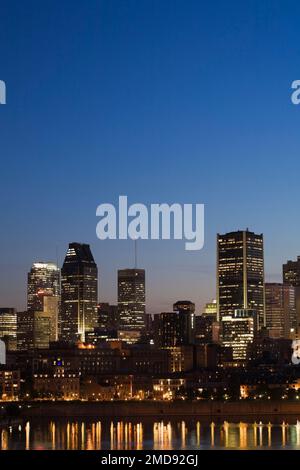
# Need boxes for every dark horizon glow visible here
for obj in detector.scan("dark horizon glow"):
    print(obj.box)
[1,0,300,313]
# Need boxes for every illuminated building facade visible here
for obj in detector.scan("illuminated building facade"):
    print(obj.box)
[195,315,214,342]
[203,299,217,317]
[265,283,297,339]
[33,370,80,400]
[283,256,300,286]
[173,300,195,313]
[283,256,300,333]
[17,310,34,350]
[118,269,145,331]
[33,311,51,349]
[0,368,20,401]
[61,243,98,343]
[27,262,60,312]
[156,310,194,348]
[221,309,256,361]
[97,302,118,330]
[0,308,17,351]
[217,230,265,328]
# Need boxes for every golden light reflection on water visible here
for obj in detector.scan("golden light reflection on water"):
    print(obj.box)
[210,422,215,447]
[25,421,30,450]
[268,422,272,447]
[1,419,300,450]
[153,421,172,449]
[196,421,200,446]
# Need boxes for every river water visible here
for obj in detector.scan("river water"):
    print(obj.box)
[1,417,300,450]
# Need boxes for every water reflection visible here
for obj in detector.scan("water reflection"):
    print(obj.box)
[2,418,300,450]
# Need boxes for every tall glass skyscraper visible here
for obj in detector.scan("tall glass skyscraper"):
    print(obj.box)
[283,256,300,333]
[118,269,145,331]
[27,262,60,347]
[217,230,265,328]
[265,283,297,339]
[61,243,98,343]
[27,262,60,311]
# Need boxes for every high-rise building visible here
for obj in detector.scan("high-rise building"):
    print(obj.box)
[217,230,265,328]
[33,311,51,349]
[283,256,300,286]
[43,295,59,342]
[155,310,194,348]
[173,300,195,342]
[118,269,145,331]
[265,283,297,339]
[173,300,195,313]
[221,309,256,361]
[0,308,17,351]
[195,315,214,343]
[203,300,217,317]
[97,303,118,330]
[27,262,60,312]
[17,311,34,350]
[61,243,98,343]
[283,256,300,333]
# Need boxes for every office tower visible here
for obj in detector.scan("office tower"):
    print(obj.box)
[221,309,256,361]
[42,295,59,342]
[17,311,34,350]
[283,256,300,332]
[265,283,297,339]
[27,262,60,311]
[173,300,195,313]
[283,256,300,286]
[217,230,265,328]
[155,310,194,348]
[195,315,214,342]
[118,269,145,331]
[61,243,98,343]
[0,308,17,351]
[97,303,118,330]
[33,311,51,349]
[173,300,195,342]
[85,303,119,345]
[203,300,217,317]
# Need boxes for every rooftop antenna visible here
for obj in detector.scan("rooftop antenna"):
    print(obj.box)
[134,239,138,269]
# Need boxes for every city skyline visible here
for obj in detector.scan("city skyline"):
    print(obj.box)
[1,229,299,318]
[1,1,300,315]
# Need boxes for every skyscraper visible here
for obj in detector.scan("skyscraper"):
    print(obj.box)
[0,308,17,351]
[265,283,297,339]
[217,230,265,328]
[221,309,256,362]
[61,243,98,343]
[155,310,194,348]
[27,262,60,312]
[118,269,145,331]
[33,311,51,349]
[283,256,300,333]
[17,310,34,350]
[97,303,118,330]
[203,300,217,317]
[173,300,195,313]
[283,256,300,286]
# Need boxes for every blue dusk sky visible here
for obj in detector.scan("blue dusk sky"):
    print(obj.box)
[1,0,300,313]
